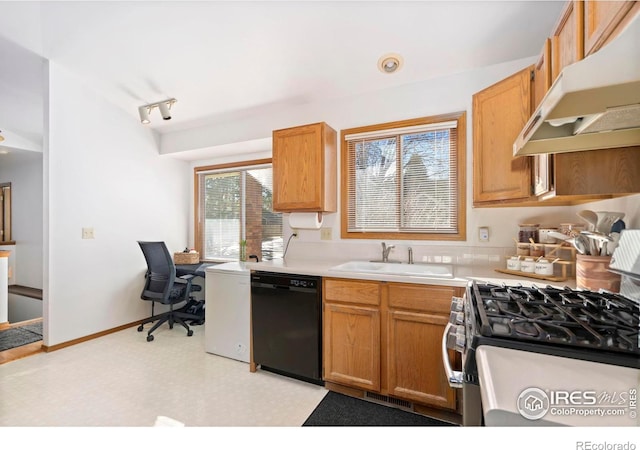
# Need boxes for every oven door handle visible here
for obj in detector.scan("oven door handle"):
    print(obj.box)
[442,322,464,389]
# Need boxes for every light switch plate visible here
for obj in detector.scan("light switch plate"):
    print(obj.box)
[82,227,95,239]
[478,226,489,242]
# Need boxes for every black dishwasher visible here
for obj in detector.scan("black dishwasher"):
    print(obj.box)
[250,271,323,385]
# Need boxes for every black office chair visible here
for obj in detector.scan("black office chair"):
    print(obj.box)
[137,241,202,342]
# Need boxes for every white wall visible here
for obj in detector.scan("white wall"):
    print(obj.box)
[184,56,640,261]
[45,62,191,346]
[0,153,43,288]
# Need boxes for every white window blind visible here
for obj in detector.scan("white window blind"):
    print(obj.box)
[345,120,459,234]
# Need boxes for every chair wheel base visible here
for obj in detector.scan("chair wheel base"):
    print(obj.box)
[146,335,154,342]
[137,325,144,332]
[187,330,193,337]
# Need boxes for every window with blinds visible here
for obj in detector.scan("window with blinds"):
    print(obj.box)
[195,160,283,261]
[342,113,466,240]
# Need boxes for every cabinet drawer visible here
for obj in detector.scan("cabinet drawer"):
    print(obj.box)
[388,283,457,314]
[324,278,380,306]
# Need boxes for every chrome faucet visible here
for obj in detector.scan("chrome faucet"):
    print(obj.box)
[381,242,395,262]
[408,247,413,264]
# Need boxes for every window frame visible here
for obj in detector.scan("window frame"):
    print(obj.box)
[0,182,12,244]
[340,112,466,241]
[194,158,280,262]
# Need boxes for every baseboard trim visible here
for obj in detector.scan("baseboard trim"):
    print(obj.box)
[43,320,140,353]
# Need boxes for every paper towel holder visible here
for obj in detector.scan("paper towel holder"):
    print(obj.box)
[288,212,323,230]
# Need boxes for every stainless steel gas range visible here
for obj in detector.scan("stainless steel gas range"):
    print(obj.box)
[443,230,640,427]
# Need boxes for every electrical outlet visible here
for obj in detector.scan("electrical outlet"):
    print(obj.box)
[292,229,298,237]
[320,227,332,240]
[82,227,95,239]
[478,226,489,242]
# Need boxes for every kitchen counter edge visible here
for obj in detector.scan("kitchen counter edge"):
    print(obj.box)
[244,260,576,289]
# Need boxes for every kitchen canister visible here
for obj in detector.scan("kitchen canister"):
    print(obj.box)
[516,243,530,256]
[538,227,558,244]
[506,256,522,271]
[534,259,554,276]
[518,224,539,243]
[576,255,621,293]
[520,257,536,273]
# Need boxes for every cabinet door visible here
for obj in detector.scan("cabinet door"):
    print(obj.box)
[272,122,336,212]
[387,310,456,410]
[323,302,381,392]
[551,0,584,81]
[533,39,552,111]
[472,66,533,204]
[584,1,636,56]
[554,146,640,196]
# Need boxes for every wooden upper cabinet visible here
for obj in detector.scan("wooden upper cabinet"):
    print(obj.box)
[272,122,337,212]
[533,39,552,111]
[551,1,584,81]
[472,66,533,205]
[584,1,637,56]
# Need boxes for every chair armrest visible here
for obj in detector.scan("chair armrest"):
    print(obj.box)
[174,274,195,284]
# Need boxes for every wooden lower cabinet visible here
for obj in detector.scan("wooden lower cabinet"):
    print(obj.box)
[387,310,455,409]
[322,277,461,413]
[323,302,380,392]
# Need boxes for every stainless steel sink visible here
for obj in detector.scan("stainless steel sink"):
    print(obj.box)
[329,261,454,278]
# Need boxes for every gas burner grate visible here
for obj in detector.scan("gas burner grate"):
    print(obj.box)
[472,281,640,355]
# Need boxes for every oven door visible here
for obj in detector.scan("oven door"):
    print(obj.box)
[442,322,483,426]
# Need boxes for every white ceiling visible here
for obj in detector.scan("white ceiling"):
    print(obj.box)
[0,0,566,157]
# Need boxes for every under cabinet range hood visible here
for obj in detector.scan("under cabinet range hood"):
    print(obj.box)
[514,14,640,156]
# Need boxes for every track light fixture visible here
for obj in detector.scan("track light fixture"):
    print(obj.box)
[138,98,177,124]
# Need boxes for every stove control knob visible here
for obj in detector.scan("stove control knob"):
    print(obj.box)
[455,328,466,352]
[449,311,464,325]
[445,325,466,352]
[446,329,458,350]
[450,296,465,312]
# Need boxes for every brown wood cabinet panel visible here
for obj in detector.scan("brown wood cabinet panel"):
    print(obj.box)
[584,1,636,55]
[554,147,640,196]
[551,1,584,81]
[272,122,337,212]
[387,283,457,314]
[533,39,552,110]
[472,66,533,204]
[323,302,381,392]
[387,310,456,409]
[324,278,381,306]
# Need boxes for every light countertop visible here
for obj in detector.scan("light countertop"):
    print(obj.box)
[244,258,577,289]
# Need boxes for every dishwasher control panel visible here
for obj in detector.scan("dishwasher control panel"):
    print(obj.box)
[251,271,319,290]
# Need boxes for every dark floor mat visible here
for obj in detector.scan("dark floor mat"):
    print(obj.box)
[302,391,458,427]
[0,323,43,352]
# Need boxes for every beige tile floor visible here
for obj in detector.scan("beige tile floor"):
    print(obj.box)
[0,323,626,449]
[0,324,327,427]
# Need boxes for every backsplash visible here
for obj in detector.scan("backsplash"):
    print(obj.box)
[285,240,510,269]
